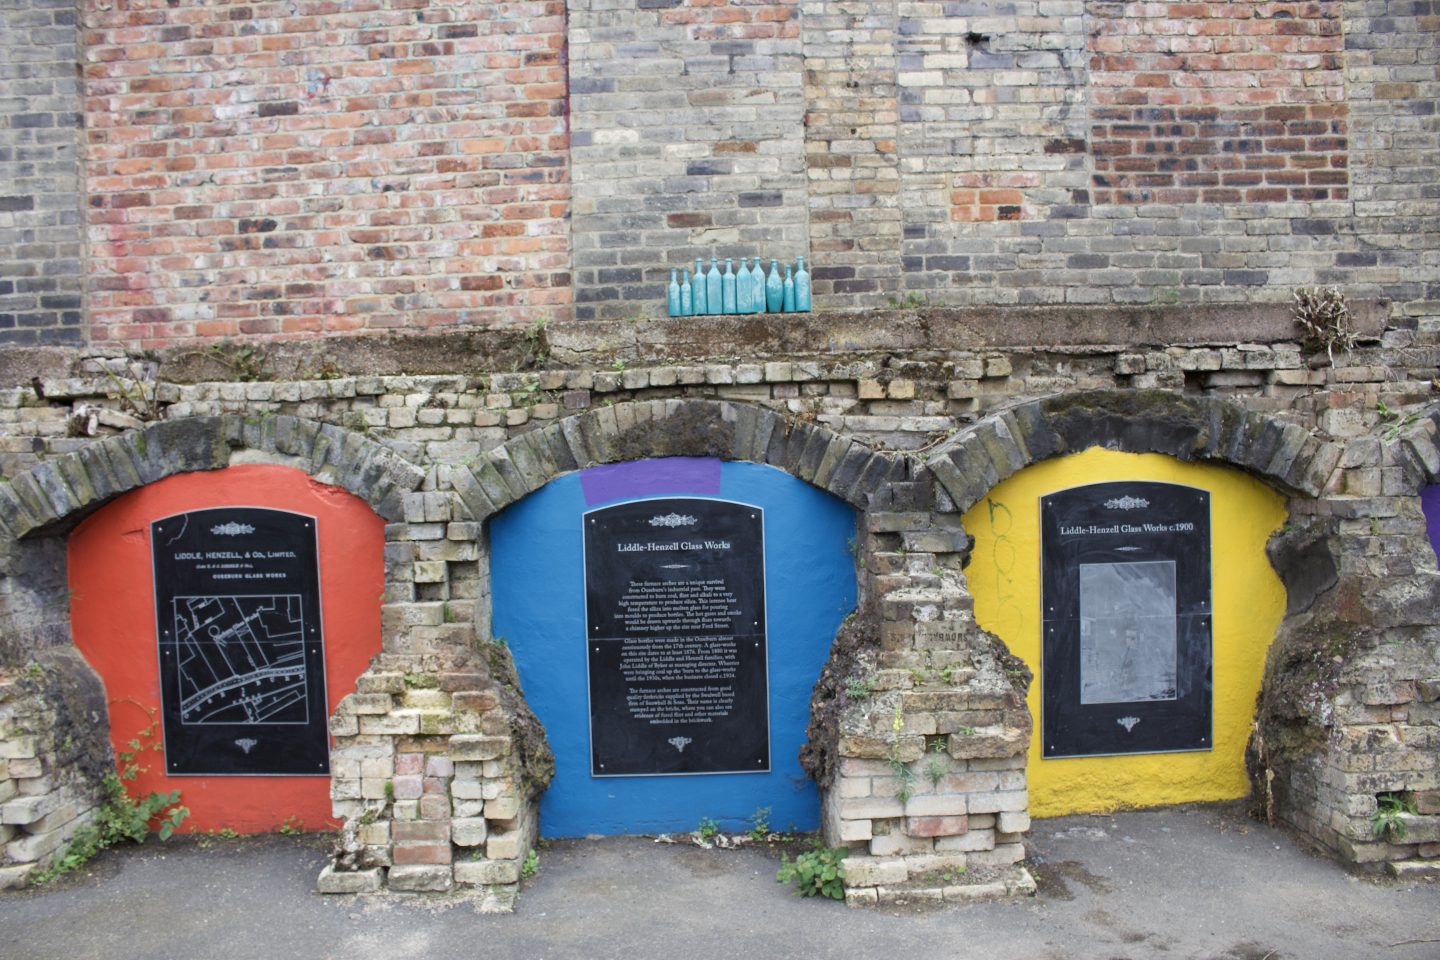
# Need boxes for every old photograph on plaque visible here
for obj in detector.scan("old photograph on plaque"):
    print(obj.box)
[151,507,329,775]
[1040,482,1211,758]
[583,497,769,776]
[1079,560,1177,704]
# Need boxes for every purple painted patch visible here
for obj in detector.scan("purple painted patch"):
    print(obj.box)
[1423,486,1440,563]
[580,457,723,506]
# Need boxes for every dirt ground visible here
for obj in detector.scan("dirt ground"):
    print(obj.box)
[2,802,1436,960]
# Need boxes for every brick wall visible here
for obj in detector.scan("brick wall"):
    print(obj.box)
[81,0,570,346]
[1342,0,1440,321]
[0,0,1431,345]
[567,0,808,320]
[1089,0,1348,206]
[896,1,1088,303]
[802,0,902,308]
[0,0,85,346]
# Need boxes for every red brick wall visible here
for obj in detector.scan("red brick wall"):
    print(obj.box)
[1088,1,1348,205]
[83,0,570,347]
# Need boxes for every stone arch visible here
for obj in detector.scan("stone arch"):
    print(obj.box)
[921,390,1343,514]
[917,389,1387,869]
[465,399,907,840]
[446,398,908,524]
[1391,402,1440,495]
[0,416,424,880]
[0,414,426,540]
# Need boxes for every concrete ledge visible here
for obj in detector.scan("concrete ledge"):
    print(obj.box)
[548,302,1391,365]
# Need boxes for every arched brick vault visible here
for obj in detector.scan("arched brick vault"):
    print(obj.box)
[922,390,1345,514]
[0,415,426,540]
[447,398,908,523]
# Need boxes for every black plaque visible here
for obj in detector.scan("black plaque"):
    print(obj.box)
[151,508,329,775]
[583,498,769,776]
[1040,481,1211,758]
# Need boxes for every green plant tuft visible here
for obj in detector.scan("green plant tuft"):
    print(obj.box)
[1370,791,1415,840]
[521,848,540,880]
[748,806,771,842]
[776,844,848,899]
[31,712,188,885]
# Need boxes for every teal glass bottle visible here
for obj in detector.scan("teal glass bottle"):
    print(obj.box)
[783,265,795,313]
[766,258,783,313]
[680,269,692,316]
[751,258,766,312]
[706,255,722,315]
[667,268,681,317]
[692,257,707,314]
[736,258,755,314]
[794,256,811,312]
[722,258,737,314]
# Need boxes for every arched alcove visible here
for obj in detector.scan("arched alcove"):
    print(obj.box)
[961,448,1288,816]
[68,463,386,832]
[489,456,858,836]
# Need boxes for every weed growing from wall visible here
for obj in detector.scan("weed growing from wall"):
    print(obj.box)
[31,708,188,884]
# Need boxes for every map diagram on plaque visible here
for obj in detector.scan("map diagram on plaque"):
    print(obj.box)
[171,594,310,726]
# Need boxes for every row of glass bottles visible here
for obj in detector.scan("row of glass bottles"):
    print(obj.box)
[667,255,812,317]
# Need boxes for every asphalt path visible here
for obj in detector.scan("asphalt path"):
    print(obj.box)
[2,802,1436,960]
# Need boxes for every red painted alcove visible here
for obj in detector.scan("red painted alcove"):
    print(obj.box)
[68,464,384,833]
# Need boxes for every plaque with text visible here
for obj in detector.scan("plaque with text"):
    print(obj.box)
[583,498,769,776]
[151,508,329,775]
[1040,481,1211,758]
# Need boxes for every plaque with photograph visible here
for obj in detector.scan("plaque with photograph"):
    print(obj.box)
[583,497,768,776]
[1040,482,1211,758]
[151,507,329,775]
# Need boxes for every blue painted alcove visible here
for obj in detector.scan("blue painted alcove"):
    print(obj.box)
[490,457,857,837]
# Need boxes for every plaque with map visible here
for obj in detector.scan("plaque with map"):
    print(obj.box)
[583,498,769,776]
[151,507,329,775]
[1040,481,1212,758]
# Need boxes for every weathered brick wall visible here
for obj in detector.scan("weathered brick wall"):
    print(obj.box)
[1089,0,1348,206]
[1342,0,1440,321]
[0,307,1436,897]
[802,0,902,308]
[567,0,808,320]
[0,0,1428,341]
[896,1,1088,302]
[81,0,570,346]
[0,0,85,346]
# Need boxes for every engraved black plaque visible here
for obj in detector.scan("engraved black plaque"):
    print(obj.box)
[583,498,769,776]
[151,508,329,775]
[1041,482,1211,758]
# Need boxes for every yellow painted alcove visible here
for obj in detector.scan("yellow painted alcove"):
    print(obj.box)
[962,448,1287,817]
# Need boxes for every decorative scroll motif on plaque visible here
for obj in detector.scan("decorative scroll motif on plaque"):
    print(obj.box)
[648,512,698,528]
[1117,716,1141,733]
[152,507,329,776]
[584,497,769,777]
[210,521,255,536]
[1103,495,1150,510]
